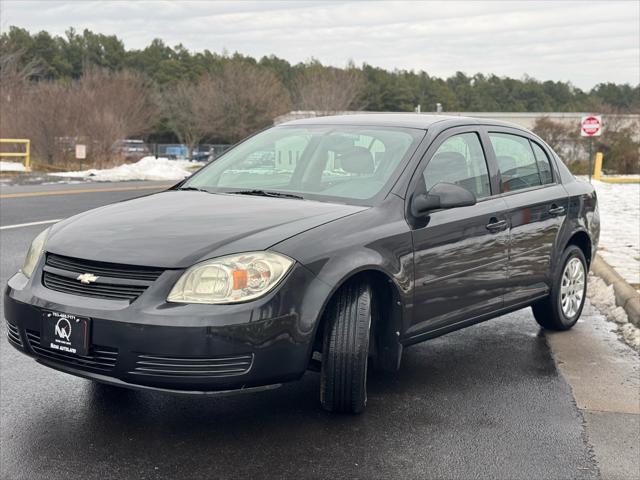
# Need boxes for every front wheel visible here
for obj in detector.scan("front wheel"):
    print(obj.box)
[320,281,372,414]
[533,245,587,330]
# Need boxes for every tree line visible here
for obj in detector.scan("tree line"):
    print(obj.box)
[0,26,638,170]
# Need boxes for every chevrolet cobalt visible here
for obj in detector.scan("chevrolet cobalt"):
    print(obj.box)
[5,114,599,413]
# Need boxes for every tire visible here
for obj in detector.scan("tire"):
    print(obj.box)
[320,281,372,414]
[533,245,587,331]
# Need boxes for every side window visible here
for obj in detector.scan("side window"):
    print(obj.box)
[422,132,491,198]
[530,141,554,185]
[489,133,542,192]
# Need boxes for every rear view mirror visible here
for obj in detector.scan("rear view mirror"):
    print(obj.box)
[411,183,476,217]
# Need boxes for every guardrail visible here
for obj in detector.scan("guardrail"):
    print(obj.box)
[0,138,31,172]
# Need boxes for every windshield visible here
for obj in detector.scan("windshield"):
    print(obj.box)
[184,125,424,204]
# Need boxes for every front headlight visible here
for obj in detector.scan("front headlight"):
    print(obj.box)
[167,252,294,304]
[21,227,51,278]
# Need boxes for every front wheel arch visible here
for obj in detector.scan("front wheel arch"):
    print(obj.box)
[312,268,404,373]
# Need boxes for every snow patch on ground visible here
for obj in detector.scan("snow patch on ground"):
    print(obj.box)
[585,178,640,288]
[0,161,27,172]
[587,273,640,350]
[49,156,203,182]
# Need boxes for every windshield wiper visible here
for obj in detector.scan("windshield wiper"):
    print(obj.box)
[177,186,211,193]
[229,189,304,200]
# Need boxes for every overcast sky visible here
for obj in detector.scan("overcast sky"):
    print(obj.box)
[1,0,638,90]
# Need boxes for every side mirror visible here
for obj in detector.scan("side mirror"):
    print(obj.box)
[411,183,476,217]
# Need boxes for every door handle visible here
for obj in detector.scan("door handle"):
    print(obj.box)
[486,218,507,232]
[549,205,565,216]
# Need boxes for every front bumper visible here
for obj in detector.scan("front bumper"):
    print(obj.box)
[4,262,331,394]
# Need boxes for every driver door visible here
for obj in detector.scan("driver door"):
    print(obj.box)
[408,129,510,338]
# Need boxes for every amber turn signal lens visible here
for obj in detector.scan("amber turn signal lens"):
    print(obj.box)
[232,270,248,290]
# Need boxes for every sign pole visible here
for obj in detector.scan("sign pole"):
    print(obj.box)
[588,138,593,183]
[75,143,87,170]
[580,114,602,183]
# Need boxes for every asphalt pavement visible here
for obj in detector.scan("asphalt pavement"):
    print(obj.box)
[0,180,625,479]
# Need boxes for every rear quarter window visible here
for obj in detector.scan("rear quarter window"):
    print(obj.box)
[530,141,554,185]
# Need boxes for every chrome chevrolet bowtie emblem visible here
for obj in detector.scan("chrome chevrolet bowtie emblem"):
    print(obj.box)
[77,273,99,284]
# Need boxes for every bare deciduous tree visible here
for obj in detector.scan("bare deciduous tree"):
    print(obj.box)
[163,78,221,157]
[163,63,290,149]
[19,82,77,165]
[532,117,574,154]
[5,65,159,168]
[597,107,640,174]
[533,112,640,174]
[75,67,159,167]
[0,51,38,140]
[293,63,365,114]
[212,62,291,142]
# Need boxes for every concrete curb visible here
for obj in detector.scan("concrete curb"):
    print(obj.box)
[591,254,640,327]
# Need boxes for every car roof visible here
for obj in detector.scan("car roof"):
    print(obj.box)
[279,113,529,132]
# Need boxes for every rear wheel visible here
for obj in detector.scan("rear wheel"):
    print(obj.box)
[320,281,372,414]
[533,245,587,330]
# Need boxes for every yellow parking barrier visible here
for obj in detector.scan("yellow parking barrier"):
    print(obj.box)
[0,138,31,172]
[593,152,603,181]
[592,152,639,184]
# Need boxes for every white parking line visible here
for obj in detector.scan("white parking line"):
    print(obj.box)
[0,219,62,231]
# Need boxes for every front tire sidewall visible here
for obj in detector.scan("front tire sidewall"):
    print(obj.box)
[320,282,372,414]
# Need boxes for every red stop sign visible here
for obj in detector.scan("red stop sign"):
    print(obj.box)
[581,116,602,137]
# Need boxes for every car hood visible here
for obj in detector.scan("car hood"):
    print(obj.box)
[46,191,367,268]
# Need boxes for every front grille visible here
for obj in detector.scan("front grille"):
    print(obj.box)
[46,253,164,281]
[43,271,147,301]
[6,321,22,347]
[26,330,118,372]
[42,253,164,302]
[129,353,253,378]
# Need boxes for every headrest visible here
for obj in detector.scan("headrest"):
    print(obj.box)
[340,147,374,174]
[497,155,517,173]
[431,151,467,170]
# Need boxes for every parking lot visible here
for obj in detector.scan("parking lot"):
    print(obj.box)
[0,181,635,479]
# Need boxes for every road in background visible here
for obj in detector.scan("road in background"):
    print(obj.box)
[0,180,172,226]
[0,181,624,479]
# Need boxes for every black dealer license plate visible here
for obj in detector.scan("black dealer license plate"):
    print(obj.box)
[40,311,90,356]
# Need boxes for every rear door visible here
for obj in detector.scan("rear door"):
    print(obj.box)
[486,129,569,305]
[408,128,510,338]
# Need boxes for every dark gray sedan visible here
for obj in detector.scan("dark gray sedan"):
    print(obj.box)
[5,114,599,413]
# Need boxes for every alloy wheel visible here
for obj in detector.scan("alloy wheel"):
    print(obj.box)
[560,257,585,318]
